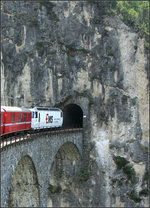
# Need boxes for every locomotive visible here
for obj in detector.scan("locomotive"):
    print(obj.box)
[1,106,63,137]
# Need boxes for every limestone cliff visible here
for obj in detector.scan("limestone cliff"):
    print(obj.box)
[1,1,149,207]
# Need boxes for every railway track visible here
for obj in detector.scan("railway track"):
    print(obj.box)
[1,127,83,149]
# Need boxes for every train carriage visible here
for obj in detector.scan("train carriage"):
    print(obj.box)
[1,106,31,136]
[29,107,63,130]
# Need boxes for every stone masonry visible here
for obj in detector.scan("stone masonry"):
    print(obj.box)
[1,130,83,207]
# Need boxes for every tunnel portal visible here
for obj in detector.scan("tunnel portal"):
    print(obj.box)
[63,104,83,128]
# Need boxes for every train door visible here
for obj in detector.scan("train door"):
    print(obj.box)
[33,111,41,129]
[38,112,41,128]
[34,111,38,128]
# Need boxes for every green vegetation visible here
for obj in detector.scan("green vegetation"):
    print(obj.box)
[114,156,138,185]
[40,1,55,10]
[111,178,123,186]
[123,165,138,185]
[89,50,96,57]
[100,110,106,121]
[122,95,128,104]
[106,46,114,57]
[35,41,51,50]
[140,144,148,153]
[58,40,89,65]
[92,17,103,24]
[58,40,89,55]
[74,90,90,98]
[143,170,149,181]
[55,170,63,179]
[89,100,96,106]
[75,169,91,183]
[36,42,43,50]
[98,109,108,125]
[78,48,89,54]
[130,97,138,106]
[48,184,62,194]
[101,55,111,62]
[28,19,38,27]
[114,156,129,169]
[109,144,116,149]
[40,1,59,21]
[110,1,149,51]
[128,190,141,203]
[139,188,149,197]
[27,51,34,58]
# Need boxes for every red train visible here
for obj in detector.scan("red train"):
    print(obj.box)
[1,106,31,137]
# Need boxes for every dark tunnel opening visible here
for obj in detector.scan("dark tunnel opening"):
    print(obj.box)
[63,104,83,128]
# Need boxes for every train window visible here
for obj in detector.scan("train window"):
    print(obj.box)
[21,114,23,122]
[32,112,34,118]
[19,114,21,122]
[61,112,63,117]
[38,113,40,122]
[35,112,38,118]
[24,114,26,121]
[28,114,30,121]
[12,114,15,123]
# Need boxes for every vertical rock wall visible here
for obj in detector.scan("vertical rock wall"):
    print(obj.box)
[1,1,149,207]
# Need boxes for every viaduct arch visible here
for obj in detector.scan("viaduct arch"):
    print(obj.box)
[8,155,40,207]
[47,142,82,207]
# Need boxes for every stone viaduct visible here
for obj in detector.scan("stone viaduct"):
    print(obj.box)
[1,99,91,207]
[1,129,83,207]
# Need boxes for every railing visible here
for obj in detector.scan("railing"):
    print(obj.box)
[1,126,83,149]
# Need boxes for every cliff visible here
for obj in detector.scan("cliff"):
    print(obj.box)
[1,1,149,207]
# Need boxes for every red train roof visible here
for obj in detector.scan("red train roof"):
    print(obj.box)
[1,106,31,113]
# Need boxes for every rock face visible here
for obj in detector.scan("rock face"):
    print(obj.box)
[1,1,149,207]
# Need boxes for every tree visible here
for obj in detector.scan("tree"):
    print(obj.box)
[110,1,149,51]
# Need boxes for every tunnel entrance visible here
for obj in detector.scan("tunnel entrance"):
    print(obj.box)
[63,104,83,128]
